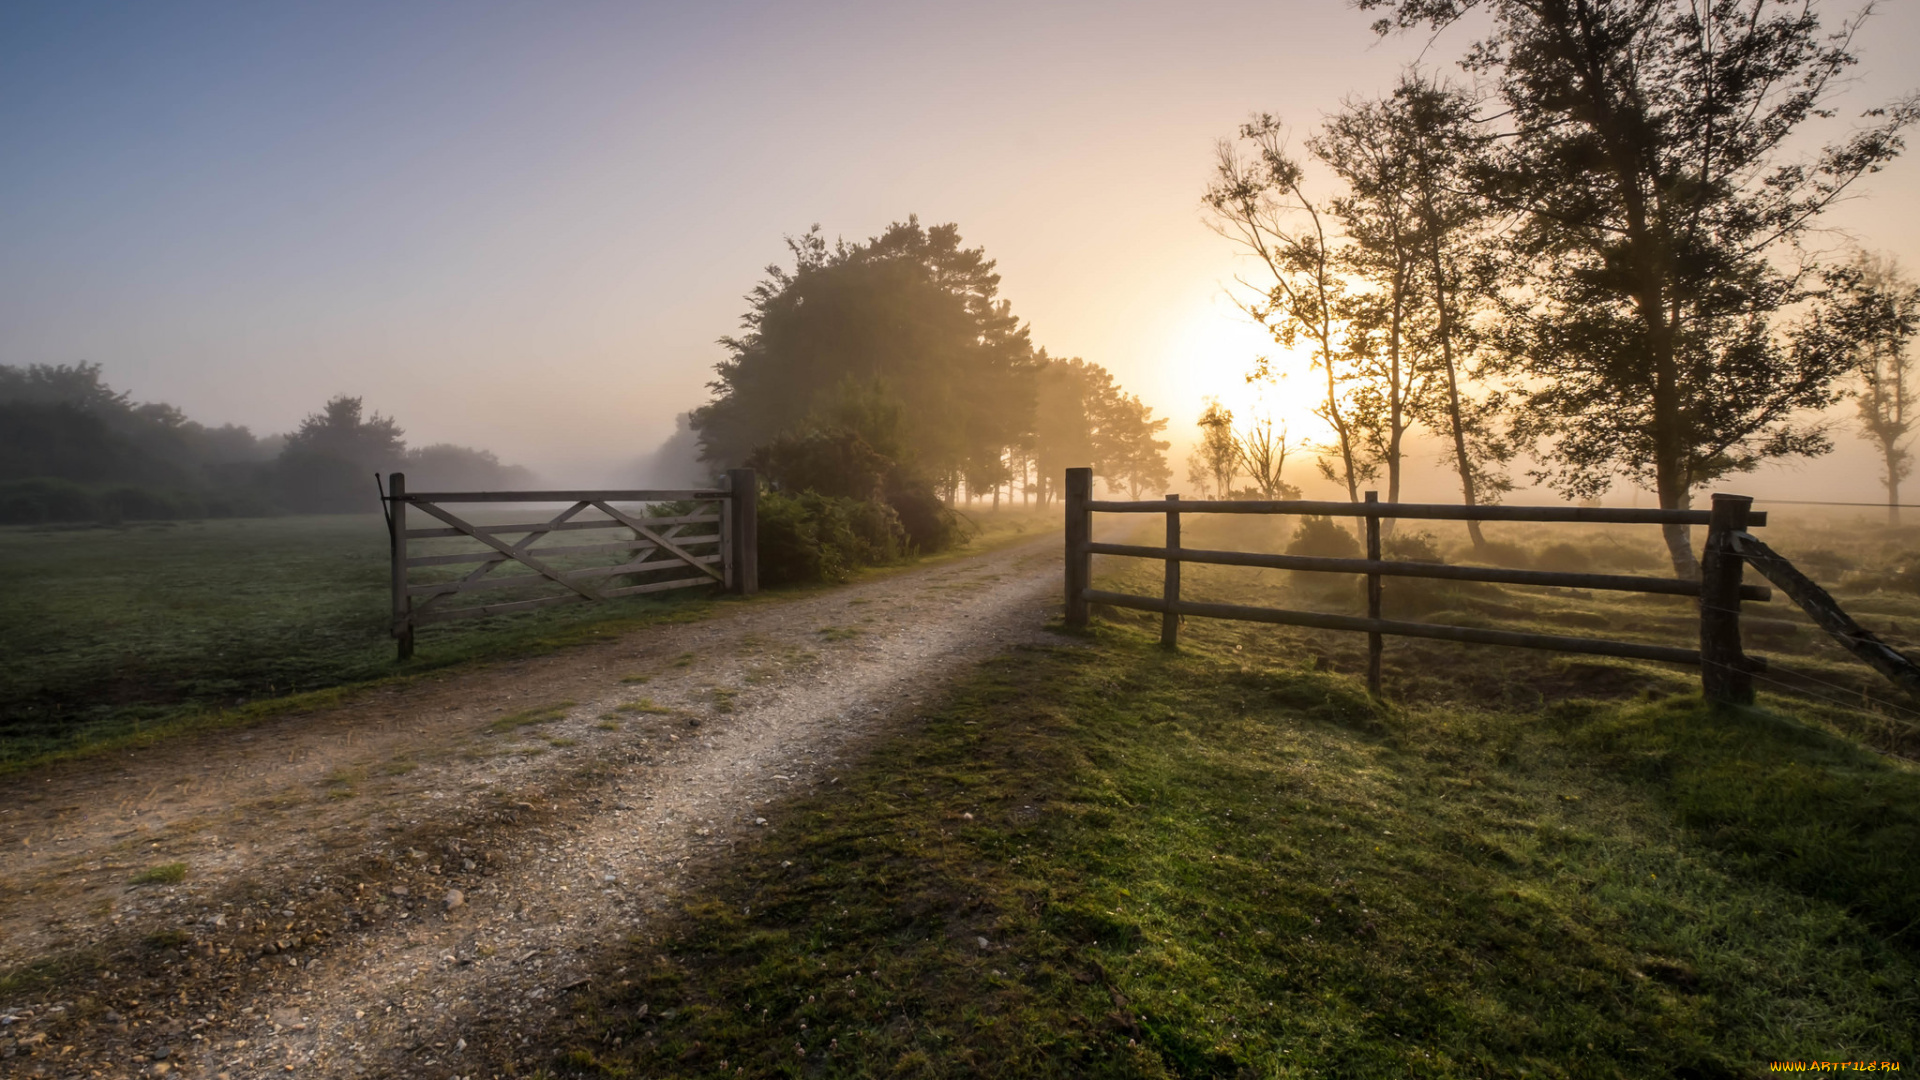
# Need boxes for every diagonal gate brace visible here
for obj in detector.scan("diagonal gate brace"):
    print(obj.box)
[590,500,724,583]
[411,500,603,601]
[413,501,592,609]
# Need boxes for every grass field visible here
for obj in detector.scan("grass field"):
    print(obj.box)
[533,506,1920,1078]
[548,588,1920,1078]
[0,507,1054,768]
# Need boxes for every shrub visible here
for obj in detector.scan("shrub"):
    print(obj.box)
[748,426,969,555]
[756,490,908,587]
[1382,529,1444,563]
[747,428,891,501]
[0,479,222,525]
[1287,516,1361,558]
[884,476,967,552]
[1533,541,1587,572]
[0,478,97,524]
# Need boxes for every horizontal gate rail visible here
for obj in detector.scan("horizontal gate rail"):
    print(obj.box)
[1083,589,1711,666]
[403,511,719,542]
[395,488,727,503]
[1085,542,1772,601]
[406,527,721,568]
[384,470,757,659]
[405,548,725,599]
[1062,467,1775,702]
[1084,497,1765,527]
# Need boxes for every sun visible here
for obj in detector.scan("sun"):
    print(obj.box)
[1158,293,1327,442]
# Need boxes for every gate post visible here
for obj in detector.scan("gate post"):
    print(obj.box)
[1365,491,1382,697]
[1161,494,1181,649]
[727,468,758,596]
[388,472,414,660]
[1064,468,1092,627]
[1701,493,1754,705]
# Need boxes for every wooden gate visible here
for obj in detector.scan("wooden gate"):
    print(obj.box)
[384,469,758,658]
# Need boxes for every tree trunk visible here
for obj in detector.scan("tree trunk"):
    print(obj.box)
[1883,434,1902,526]
[1422,216,1486,554]
[1384,250,1407,527]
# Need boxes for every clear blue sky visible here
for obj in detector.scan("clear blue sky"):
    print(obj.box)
[4,0,1917,496]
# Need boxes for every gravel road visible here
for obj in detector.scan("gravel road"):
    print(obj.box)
[0,534,1061,1078]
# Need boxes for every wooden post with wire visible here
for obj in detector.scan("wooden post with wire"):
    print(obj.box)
[388,472,414,660]
[1161,494,1180,648]
[1064,468,1092,628]
[1365,490,1382,697]
[1700,493,1754,705]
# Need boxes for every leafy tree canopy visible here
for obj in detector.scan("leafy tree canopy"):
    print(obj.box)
[1362,0,1917,574]
[694,218,1037,489]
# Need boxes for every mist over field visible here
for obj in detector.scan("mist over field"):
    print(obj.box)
[6,5,1920,1077]
[2,1,1918,513]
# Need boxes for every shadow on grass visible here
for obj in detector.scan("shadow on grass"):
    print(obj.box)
[461,620,1920,1078]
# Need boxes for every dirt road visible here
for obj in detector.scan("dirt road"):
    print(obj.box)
[0,535,1062,1078]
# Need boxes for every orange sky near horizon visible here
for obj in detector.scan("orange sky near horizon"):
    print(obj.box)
[3,1,1917,504]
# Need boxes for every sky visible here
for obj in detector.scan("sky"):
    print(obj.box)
[4,0,1919,499]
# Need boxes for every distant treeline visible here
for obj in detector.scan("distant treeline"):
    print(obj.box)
[0,364,533,524]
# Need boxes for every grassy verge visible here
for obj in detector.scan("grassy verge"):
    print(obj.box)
[550,615,1919,1077]
[0,508,1055,770]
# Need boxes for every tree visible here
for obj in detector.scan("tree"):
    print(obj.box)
[405,444,538,491]
[0,362,277,492]
[1233,415,1300,499]
[1808,253,1920,522]
[1366,0,1919,576]
[1195,399,1239,497]
[278,395,407,512]
[1185,448,1216,499]
[1315,95,1436,506]
[1206,121,1366,500]
[1385,73,1514,553]
[1103,392,1174,498]
[694,218,1037,498]
[282,395,405,468]
[1031,355,1171,502]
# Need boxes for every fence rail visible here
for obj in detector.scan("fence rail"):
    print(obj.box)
[1085,497,1766,527]
[1062,467,1781,699]
[383,469,757,658]
[1083,542,1773,601]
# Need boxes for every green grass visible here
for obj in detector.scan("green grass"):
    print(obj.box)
[0,514,733,767]
[550,616,1920,1077]
[129,862,187,886]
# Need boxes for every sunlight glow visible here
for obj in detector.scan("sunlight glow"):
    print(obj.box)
[1159,293,1328,446]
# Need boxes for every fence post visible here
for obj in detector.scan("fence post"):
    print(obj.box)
[1701,493,1754,705]
[1162,494,1181,649]
[1064,468,1092,627]
[389,472,414,661]
[728,468,758,596]
[1365,491,1383,697]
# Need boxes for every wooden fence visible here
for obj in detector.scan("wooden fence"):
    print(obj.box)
[1061,467,1782,702]
[384,469,758,658]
